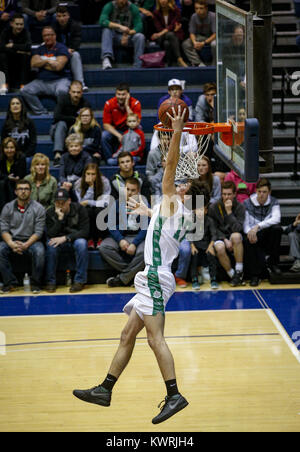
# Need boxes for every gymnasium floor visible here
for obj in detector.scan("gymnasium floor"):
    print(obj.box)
[1,281,300,432]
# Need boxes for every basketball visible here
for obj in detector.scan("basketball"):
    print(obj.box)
[158,98,189,128]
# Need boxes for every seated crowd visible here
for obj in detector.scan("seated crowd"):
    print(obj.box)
[0,1,298,296]
[0,0,217,95]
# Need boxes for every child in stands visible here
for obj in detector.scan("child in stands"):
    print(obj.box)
[107,113,145,166]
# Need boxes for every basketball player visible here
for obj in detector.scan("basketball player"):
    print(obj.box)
[73,106,207,424]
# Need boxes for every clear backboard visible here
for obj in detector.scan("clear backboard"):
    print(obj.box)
[215,0,259,183]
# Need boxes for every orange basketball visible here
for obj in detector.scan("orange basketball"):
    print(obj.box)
[158,98,189,128]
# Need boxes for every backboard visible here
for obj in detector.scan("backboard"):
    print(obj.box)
[215,0,259,183]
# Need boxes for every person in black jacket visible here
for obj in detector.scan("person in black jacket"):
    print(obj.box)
[59,133,92,193]
[50,80,91,166]
[69,107,102,164]
[45,187,90,293]
[208,180,246,286]
[54,5,88,91]
[1,96,37,157]
[0,13,31,93]
[0,137,27,210]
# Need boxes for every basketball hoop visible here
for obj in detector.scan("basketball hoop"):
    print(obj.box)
[154,122,223,181]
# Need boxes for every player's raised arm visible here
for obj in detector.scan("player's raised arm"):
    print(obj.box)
[161,106,187,198]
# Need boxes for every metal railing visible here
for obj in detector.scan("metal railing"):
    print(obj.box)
[291,118,300,180]
[276,68,292,129]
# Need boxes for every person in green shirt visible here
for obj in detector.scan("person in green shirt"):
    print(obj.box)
[25,153,57,209]
[99,0,145,69]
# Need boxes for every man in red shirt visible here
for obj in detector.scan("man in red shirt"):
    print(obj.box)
[101,82,142,163]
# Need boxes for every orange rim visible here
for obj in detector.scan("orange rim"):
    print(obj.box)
[154,121,233,135]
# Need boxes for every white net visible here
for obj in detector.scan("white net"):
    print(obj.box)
[154,122,213,181]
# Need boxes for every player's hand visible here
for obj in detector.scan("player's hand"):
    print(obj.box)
[166,105,187,132]
[127,196,149,216]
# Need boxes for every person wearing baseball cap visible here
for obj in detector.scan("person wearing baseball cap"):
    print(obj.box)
[44,187,90,293]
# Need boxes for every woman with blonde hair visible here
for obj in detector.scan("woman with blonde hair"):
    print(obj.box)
[74,162,111,249]
[25,153,57,209]
[69,107,102,164]
[150,0,187,67]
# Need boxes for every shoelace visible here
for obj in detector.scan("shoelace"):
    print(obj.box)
[157,396,169,410]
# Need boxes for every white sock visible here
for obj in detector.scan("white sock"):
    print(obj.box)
[235,263,243,272]
[227,268,235,279]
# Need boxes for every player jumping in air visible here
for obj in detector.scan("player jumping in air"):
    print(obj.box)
[73,106,208,424]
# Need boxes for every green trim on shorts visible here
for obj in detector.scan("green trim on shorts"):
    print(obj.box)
[147,266,165,316]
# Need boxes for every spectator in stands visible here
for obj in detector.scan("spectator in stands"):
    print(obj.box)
[50,80,90,168]
[101,82,142,161]
[110,151,151,201]
[150,0,188,67]
[208,180,245,287]
[0,0,18,34]
[243,177,282,287]
[0,13,31,94]
[99,0,145,70]
[195,82,216,123]
[131,0,154,40]
[197,156,221,204]
[158,79,193,120]
[54,5,88,91]
[224,169,257,204]
[24,153,57,209]
[0,137,27,205]
[69,107,102,164]
[0,178,45,294]
[182,0,216,67]
[74,162,111,249]
[285,213,300,273]
[99,177,147,287]
[44,187,89,293]
[146,147,166,203]
[150,78,193,151]
[107,112,145,166]
[181,0,195,39]
[59,133,92,192]
[21,0,58,43]
[21,25,71,116]
[222,24,245,92]
[188,181,219,290]
[1,97,36,157]
[173,180,192,287]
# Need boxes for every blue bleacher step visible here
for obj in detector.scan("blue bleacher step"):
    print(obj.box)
[1,111,162,135]
[84,66,216,88]
[50,165,146,181]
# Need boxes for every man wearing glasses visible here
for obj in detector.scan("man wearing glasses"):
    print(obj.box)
[0,179,46,294]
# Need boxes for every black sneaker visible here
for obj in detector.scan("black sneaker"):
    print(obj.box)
[230,270,245,287]
[53,156,61,167]
[32,285,41,294]
[73,384,111,406]
[250,276,260,287]
[106,275,126,287]
[152,393,188,424]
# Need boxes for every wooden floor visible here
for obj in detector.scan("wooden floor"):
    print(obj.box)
[1,305,300,432]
